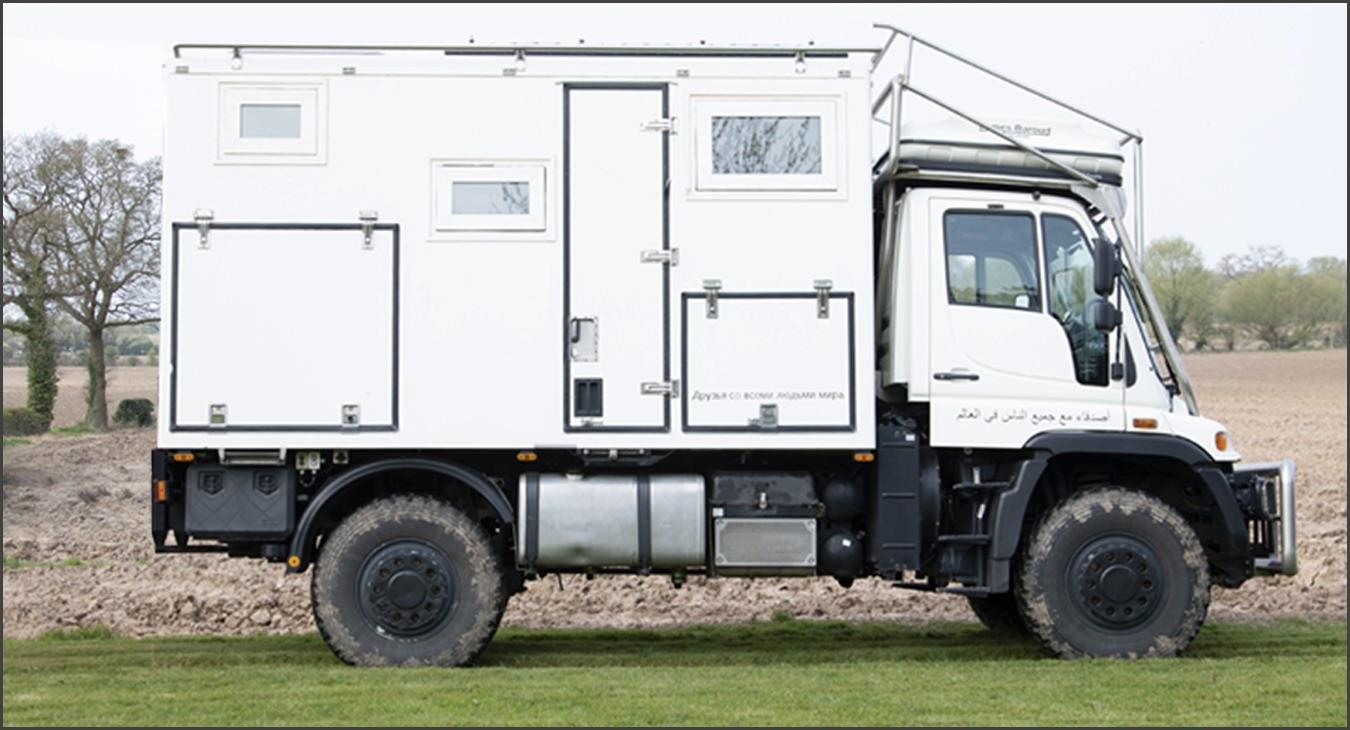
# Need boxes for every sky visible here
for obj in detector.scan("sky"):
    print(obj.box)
[3,2,1346,264]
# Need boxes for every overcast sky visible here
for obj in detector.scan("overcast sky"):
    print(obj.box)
[3,3,1346,263]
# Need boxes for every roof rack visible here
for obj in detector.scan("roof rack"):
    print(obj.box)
[172,42,878,60]
[870,23,1144,255]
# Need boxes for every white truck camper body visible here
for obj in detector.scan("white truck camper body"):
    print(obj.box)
[152,27,1297,666]
[160,48,875,451]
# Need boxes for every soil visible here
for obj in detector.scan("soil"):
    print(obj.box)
[2,351,1345,638]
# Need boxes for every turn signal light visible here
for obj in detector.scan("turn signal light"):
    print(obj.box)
[1215,431,1229,452]
[172,452,195,462]
[1132,418,1158,430]
[516,451,539,463]
[154,479,168,503]
[853,452,876,463]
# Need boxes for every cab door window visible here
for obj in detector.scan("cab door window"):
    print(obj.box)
[943,211,1041,310]
[1043,214,1108,386]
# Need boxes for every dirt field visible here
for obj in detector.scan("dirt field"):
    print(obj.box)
[2,351,1345,638]
[2,366,158,429]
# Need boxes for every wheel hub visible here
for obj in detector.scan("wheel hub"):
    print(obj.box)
[1070,536,1163,630]
[357,540,455,637]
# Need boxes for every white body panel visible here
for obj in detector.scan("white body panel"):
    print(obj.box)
[159,52,875,450]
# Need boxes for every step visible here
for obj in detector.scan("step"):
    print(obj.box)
[936,534,991,546]
[951,480,1012,492]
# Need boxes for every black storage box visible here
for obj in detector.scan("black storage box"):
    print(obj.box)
[185,464,294,540]
[711,472,820,518]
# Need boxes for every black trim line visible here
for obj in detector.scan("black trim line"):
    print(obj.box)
[636,474,652,573]
[525,473,540,574]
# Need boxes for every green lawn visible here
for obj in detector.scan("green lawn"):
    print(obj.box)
[3,620,1345,726]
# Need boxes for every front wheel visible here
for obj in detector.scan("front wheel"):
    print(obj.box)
[1014,487,1210,658]
[311,494,507,666]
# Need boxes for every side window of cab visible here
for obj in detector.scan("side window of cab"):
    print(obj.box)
[1042,214,1109,386]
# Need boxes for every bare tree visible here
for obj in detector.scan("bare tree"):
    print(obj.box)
[2,133,71,428]
[50,138,161,429]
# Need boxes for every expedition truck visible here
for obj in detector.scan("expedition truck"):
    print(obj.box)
[151,25,1297,665]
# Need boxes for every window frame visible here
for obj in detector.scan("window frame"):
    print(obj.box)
[941,209,1044,313]
[217,82,326,165]
[691,96,841,193]
[428,159,552,240]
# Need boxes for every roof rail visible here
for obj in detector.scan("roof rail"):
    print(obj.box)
[870,23,1145,255]
[172,42,876,59]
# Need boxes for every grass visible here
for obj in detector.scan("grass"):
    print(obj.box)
[2,620,1345,726]
[2,437,32,447]
[2,557,85,570]
[49,423,94,436]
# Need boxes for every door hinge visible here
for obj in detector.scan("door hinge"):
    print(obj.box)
[641,380,679,398]
[641,117,676,134]
[640,248,678,266]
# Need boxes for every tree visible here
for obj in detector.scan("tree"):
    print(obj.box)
[1225,264,1302,349]
[1305,257,1347,347]
[50,138,160,429]
[1143,237,1218,348]
[2,133,70,429]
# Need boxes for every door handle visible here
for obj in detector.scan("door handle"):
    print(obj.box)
[934,371,981,382]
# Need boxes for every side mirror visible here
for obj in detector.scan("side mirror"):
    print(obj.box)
[1093,239,1119,296]
[1091,299,1122,332]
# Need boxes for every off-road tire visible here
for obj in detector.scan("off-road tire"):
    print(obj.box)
[312,494,507,666]
[967,593,1029,635]
[1014,487,1209,659]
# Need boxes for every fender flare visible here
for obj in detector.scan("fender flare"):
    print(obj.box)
[984,431,1249,591]
[286,458,514,572]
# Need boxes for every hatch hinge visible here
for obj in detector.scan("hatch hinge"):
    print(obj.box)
[194,209,214,249]
[358,210,378,250]
[814,279,834,318]
[703,279,722,319]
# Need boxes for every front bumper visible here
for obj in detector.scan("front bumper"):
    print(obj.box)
[1233,459,1298,576]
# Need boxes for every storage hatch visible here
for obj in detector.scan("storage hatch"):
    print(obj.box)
[170,222,398,431]
[682,291,855,432]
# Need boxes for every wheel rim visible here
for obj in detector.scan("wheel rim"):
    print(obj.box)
[1069,535,1164,631]
[357,539,456,638]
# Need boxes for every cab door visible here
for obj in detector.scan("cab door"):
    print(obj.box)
[927,196,1125,449]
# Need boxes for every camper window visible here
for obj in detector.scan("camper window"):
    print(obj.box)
[692,97,840,192]
[431,162,547,233]
[217,82,326,164]
[239,104,302,139]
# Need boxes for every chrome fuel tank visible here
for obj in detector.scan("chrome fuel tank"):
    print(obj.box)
[517,473,706,571]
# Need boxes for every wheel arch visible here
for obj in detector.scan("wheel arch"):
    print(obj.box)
[988,431,1252,591]
[286,458,515,573]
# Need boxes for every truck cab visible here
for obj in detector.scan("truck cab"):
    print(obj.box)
[150,25,1296,666]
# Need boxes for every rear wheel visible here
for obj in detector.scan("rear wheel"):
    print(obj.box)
[967,593,1028,635]
[312,494,507,666]
[1014,487,1209,658]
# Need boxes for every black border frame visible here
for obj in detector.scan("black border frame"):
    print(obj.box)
[562,83,671,434]
[680,291,857,433]
[168,221,400,433]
